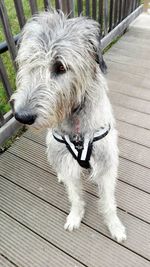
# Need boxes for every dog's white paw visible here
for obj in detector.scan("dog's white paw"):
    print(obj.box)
[108,217,127,243]
[64,211,83,231]
[57,174,63,183]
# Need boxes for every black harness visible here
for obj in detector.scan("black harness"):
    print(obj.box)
[53,124,111,169]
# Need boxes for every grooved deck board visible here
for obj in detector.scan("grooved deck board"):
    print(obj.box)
[106,56,150,78]
[24,128,47,146]
[107,68,150,90]
[119,138,150,168]
[117,121,150,148]
[109,38,150,53]
[24,116,150,148]
[9,133,150,172]
[110,91,150,115]
[107,46,150,62]
[113,105,150,130]
[120,34,150,45]
[7,134,150,192]
[0,212,85,267]
[1,12,150,267]
[23,128,150,190]
[0,151,150,227]
[124,26,150,39]
[1,177,150,265]
[108,80,150,101]
[0,255,16,267]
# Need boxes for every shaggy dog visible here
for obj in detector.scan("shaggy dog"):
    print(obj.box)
[11,10,126,242]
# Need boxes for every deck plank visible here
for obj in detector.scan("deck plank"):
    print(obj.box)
[106,59,150,79]
[125,26,150,39]
[9,138,150,193]
[24,128,150,191]
[24,117,150,148]
[1,151,150,237]
[1,177,150,265]
[117,121,150,148]
[107,46,150,62]
[113,105,150,130]
[107,68,150,90]
[0,212,85,267]
[0,255,16,267]
[109,38,150,53]
[108,80,150,101]
[120,34,150,45]
[119,138,150,168]
[110,91,150,115]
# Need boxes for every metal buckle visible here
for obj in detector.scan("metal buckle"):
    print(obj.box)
[72,134,84,150]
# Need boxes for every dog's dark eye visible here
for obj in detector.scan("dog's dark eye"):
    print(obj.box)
[59,65,65,72]
[53,62,66,75]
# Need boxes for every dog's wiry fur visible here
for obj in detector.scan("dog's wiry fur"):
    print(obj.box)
[11,10,126,242]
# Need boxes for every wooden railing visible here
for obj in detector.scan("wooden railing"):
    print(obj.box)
[0,0,143,145]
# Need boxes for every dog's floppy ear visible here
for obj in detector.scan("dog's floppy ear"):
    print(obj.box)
[96,39,107,74]
[95,47,107,74]
[89,38,107,74]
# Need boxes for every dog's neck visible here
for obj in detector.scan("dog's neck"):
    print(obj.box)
[71,98,85,135]
[56,73,114,137]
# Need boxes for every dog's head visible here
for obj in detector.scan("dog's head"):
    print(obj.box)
[11,10,107,129]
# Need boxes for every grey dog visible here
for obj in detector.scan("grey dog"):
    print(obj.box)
[11,10,126,242]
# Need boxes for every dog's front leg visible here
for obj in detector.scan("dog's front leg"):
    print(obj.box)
[97,167,126,243]
[59,164,85,231]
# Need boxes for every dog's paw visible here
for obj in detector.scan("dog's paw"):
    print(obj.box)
[57,174,63,183]
[64,211,83,231]
[108,217,127,243]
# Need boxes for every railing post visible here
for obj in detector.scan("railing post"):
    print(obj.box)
[109,0,114,31]
[29,0,38,15]
[61,0,74,17]
[92,0,97,20]
[13,0,26,29]
[44,0,51,10]
[85,0,90,16]
[77,0,83,16]
[0,56,13,99]
[99,0,104,36]
[114,0,118,27]
[104,0,109,35]
[0,112,4,127]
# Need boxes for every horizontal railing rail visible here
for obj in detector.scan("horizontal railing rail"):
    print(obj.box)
[0,0,143,145]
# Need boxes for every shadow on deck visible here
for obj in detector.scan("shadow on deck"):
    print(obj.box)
[0,13,150,267]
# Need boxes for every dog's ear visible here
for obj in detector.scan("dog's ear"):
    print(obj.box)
[96,38,107,74]
[89,38,107,74]
[95,47,107,74]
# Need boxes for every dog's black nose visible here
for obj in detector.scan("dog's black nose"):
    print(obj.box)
[15,111,37,125]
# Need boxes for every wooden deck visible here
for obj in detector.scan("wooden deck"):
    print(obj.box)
[0,13,150,267]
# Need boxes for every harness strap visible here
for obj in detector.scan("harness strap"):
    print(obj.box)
[53,124,111,169]
[93,124,111,142]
